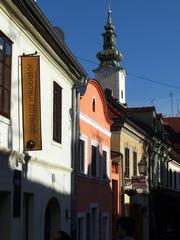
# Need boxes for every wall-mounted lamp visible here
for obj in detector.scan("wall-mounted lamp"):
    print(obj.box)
[138,158,147,176]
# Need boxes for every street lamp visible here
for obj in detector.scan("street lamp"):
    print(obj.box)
[138,158,147,176]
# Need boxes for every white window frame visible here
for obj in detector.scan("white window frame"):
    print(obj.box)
[79,134,88,174]
[91,139,99,178]
[77,212,86,240]
[101,145,110,179]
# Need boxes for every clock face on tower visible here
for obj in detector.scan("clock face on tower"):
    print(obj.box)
[102,66,112,78]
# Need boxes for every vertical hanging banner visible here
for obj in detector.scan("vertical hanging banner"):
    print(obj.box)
[21,55,42,151]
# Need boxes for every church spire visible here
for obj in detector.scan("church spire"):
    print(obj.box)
[94,4,123,71]
[94,3,126,105]
[107,2,112,25]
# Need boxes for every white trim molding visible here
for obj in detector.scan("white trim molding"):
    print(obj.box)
[80,134,88,174]
[80,112,111,137]
[102,145,110,179]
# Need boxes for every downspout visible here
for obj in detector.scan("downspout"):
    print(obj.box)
[71,84,80,240]
[120,153,125,216]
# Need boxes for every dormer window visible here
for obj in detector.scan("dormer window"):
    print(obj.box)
[92,97,96,112]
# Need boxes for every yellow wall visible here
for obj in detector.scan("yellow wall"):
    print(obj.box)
[112,127,145,178]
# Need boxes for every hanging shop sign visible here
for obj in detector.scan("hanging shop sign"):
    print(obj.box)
[21,55,42,151]
[132,176,148,190]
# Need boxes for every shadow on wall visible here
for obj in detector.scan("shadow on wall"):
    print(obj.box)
[0,152,71,240]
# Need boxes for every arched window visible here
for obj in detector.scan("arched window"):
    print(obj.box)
[92,97,96,112]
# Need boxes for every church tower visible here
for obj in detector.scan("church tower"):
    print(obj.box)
[94,5,126,104]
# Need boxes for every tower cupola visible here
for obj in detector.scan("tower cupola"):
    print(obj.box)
[95,4,123,70]
[94,4,126,105]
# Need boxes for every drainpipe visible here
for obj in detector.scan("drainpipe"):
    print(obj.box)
[120,153,125,216]
[71,84,80,240]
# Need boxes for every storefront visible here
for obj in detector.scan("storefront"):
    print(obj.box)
[150,188,180,240]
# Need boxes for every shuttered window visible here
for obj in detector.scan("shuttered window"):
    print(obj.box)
[91,145,97,177]
[0,33,12,118]
[125,147,130,178]
[133,151,137,176]
[102,150,107,179]
[53,82,62,143]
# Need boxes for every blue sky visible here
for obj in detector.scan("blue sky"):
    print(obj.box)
[37,0,180,117]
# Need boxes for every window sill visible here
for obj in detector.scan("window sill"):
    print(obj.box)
[0,115,11,125]
[51,139,62,148]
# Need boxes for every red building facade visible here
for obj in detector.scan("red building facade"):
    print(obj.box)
[76,80,113,240]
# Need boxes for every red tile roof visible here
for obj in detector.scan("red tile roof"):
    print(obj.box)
[164,117,180,132]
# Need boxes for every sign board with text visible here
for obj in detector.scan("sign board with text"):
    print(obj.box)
[132,176,148,190]
[21,55,42,151]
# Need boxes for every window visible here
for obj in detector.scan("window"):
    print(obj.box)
[125,147,130,178]
[160,161,164,186]
[169,169,172,187]
[112,180,118,215]
[121,90,123,99]
[79,139,85,172]
[23,193,33,240]
[91,145,99,177]
[0,33,12,118]
[92,97,96,112]
[77,215,86,240]
[174,171,177,189]
[102,150,108,179]
[133,151,137,176]
[53,82,62,143]
[91,140,99,177]
[91,207,98,240]
[102,215,109,240]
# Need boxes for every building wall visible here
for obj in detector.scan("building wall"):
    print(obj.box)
[0,1,75,239]
[77,80,112,240]
[168,160,180,191]
[95,67,126,103]
[111,123,149,240]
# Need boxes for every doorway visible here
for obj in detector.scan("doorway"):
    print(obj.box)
[44,197,61,240]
